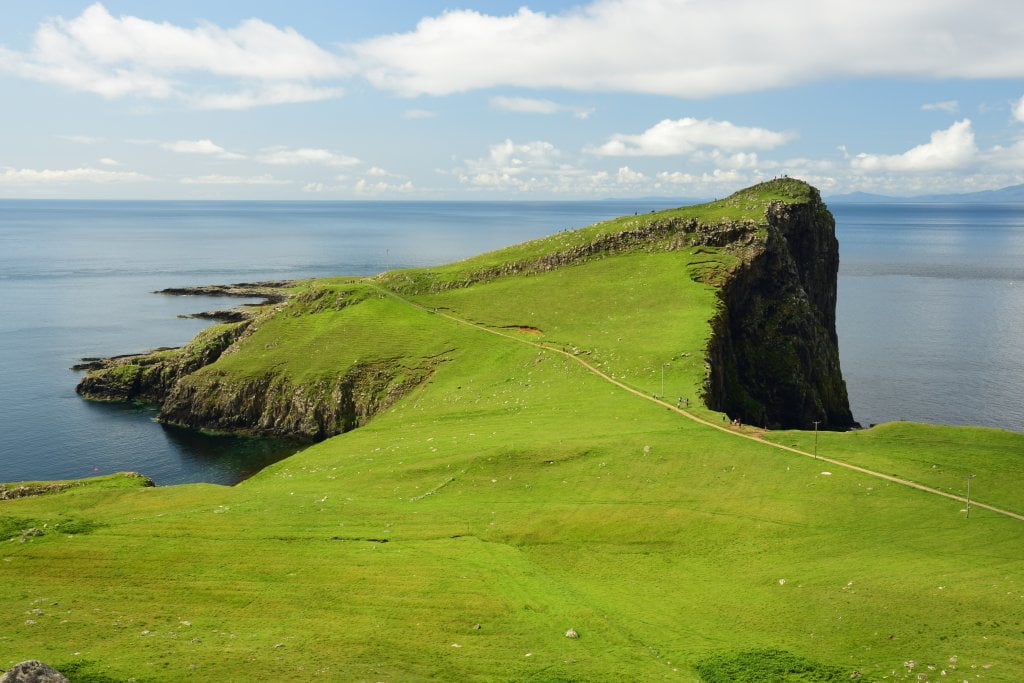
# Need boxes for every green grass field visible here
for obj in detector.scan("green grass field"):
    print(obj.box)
[3,180,1023,681]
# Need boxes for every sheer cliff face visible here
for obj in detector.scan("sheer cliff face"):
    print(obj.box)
[704,193,855,429]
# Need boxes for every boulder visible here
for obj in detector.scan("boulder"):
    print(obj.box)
[0,661,69,683]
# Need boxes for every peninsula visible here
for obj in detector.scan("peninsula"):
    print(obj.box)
[3,179,1024,681]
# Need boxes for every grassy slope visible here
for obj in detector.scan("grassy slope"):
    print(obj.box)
[768,422,1024,515]
[3,180,1024,681]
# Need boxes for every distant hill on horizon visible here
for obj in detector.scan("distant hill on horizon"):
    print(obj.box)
[827,182,1024,203]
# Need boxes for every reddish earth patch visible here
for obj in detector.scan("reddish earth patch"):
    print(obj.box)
[503,325,543,335]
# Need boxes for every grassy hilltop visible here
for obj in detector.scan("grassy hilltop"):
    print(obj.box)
[3,179,1024,681]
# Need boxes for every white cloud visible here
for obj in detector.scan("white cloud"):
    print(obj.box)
[1013,95,1024,123]
[781,158,836,173]
[56,134,104,145]
[691,150,766,169]
[852,119,977,172]
[458,139,688,194]
[160,139,245,159]
[490,96,593,119]
[460,139,574,191]
[257,147,360,167]
[303,182,333,193]
[922,100,959,113]
[180,174,290,185]
[982,139,1024,169]
[190,84,343,110]
[656,168,745,186]
[0,166,149,183]
[98,158,120,166]
[354,179,414,195]
[0,3,351,108]
[401,108,436,119]
[615,166,646,184]
[352,0,1024,98]
[593,117,793,157]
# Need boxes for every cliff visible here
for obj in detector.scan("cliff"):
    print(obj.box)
[703,189,855,429]
[75,179,853,438]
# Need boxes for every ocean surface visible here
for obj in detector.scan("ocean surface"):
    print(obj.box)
[1,199,1021,485]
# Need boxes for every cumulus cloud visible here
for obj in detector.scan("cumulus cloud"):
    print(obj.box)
[98,158,120,166]
[459,139,574,191]
[351,0,1024,98]
[490,96,593,119]
[982,139,1024,169]
[1013,95,1024,123]
[852,119,977,172]
[160,139,245,159]
[592,118,793,157]
[0,3,352,108]
[180,174,290,185]
[615,166,646,184]
[0,166,149,183]
[458,139,712,194]
[922,100,959,113]
[256,147,360,167]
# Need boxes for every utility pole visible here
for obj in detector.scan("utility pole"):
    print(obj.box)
[812,420,820,459]
[965,474,976,518]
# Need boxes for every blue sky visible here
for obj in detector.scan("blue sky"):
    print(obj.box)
[1,1,1023,199]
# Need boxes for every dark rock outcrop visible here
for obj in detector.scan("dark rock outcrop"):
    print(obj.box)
[158,360,439,440]
[154,280,295,303]
[704,191,855,429]
[75,278,437,442]
[76,322,251,403]
[0,660,69,683]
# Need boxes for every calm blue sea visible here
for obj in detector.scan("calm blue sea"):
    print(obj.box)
[1,200,1021,485]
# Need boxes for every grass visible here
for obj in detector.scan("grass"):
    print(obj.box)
[374,178,804,294]
[767,421,1024,515]
[3,179,1023,681]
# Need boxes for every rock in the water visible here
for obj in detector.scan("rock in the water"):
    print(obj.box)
[0,660,69,683]
[565,628,580,639]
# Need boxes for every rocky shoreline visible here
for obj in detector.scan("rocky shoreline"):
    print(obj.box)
[73,279,439,441]
[73,281,296,403]
[159,280,295,323]
[72,281,295,372]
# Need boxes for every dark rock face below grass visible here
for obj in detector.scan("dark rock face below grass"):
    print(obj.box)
[704,189,855,429]
[158,361,438,440]
[76,321,252,404]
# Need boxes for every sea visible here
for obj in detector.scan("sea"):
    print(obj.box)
[1,200,1021,486]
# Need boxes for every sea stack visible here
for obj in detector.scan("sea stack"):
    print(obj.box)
[703,181,855,429]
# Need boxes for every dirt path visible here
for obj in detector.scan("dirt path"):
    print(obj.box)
[374,285,1024,523]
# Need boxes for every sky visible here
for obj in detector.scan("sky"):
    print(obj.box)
[1,0,1023,200]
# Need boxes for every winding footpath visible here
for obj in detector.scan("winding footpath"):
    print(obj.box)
[374,285,1024,524]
